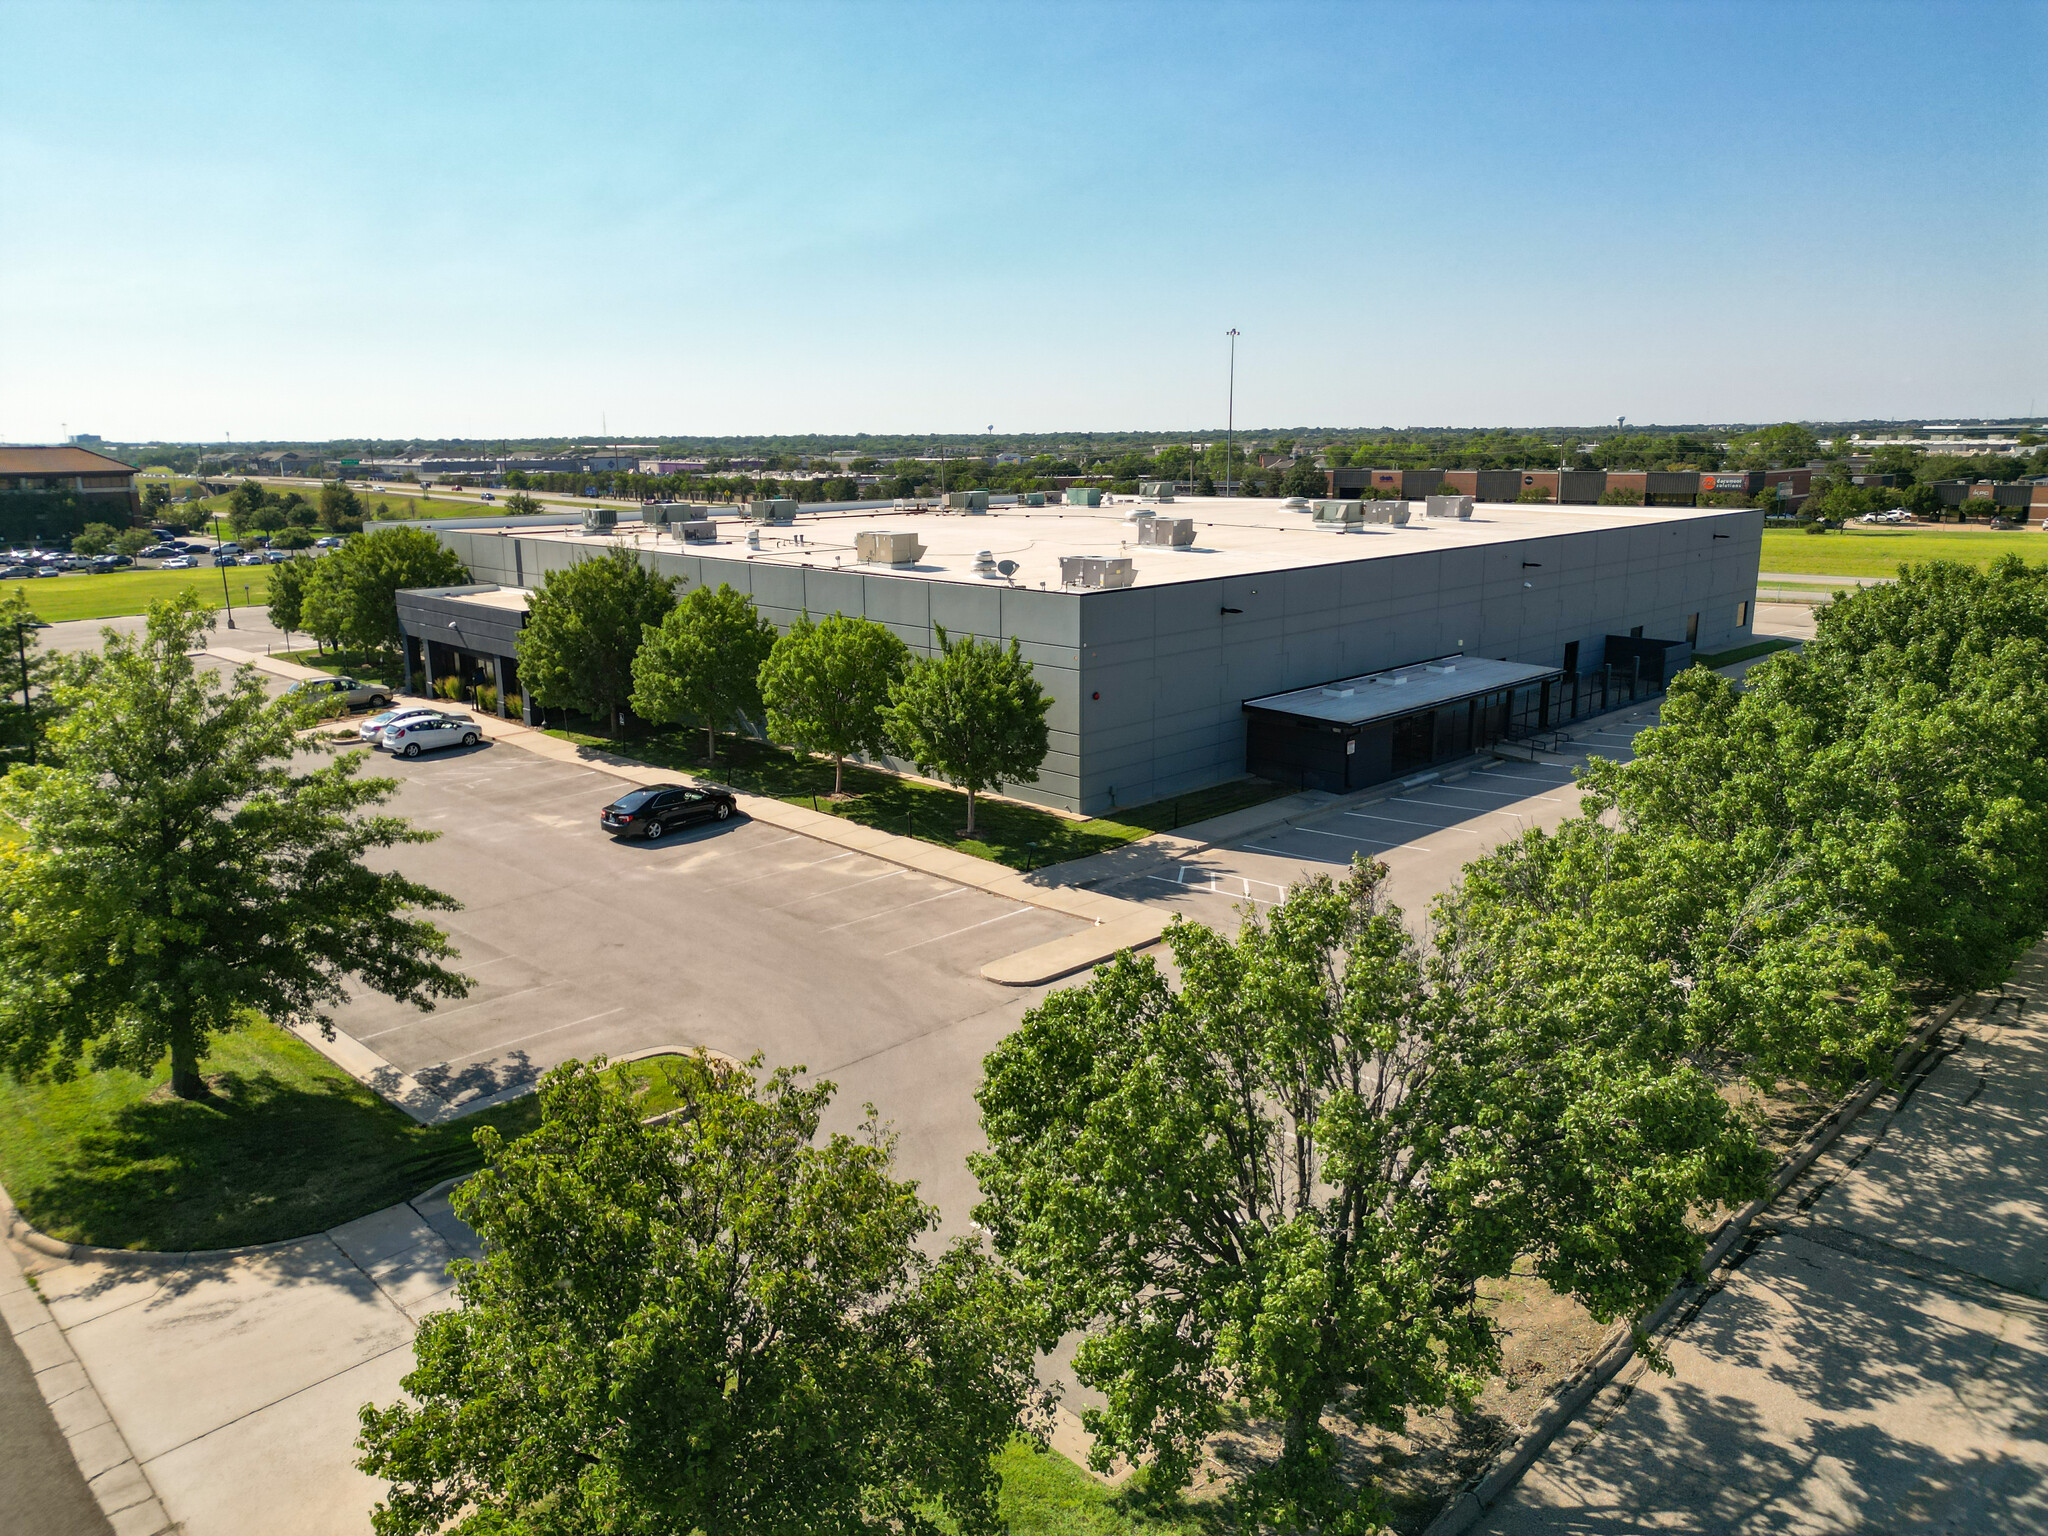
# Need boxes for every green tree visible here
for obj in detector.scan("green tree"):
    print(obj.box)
[630,582,775,759]
[358,1053,1043,1536]
[884,625,1049,835]
[1732,423,1822,469]
[0,587,64,763]
[0,597,469,1099]
[230,478,267,523]
[299,525,470,659]
[142,482,173,516]
[519,546,680,733]
[248,505,288,534]
[71,523,119,556]
[267,554,310,641]
[974,860,1768,1524]
[501,491,542,516]
[760,613,910,794]
[271,526,316,550]
[1279,460,1325,498]
[1868,443,1922,484]
[112,527,154,557]
[319,480,363,532]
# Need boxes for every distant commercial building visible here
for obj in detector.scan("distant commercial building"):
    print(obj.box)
[0,445,141,541]
[383,494,1762,814]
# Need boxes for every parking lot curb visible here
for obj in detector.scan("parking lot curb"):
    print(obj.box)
[979,911,1171,986]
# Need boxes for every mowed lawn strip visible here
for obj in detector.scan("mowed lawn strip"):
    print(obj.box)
[0,1019,690,1251]
[547,724,1288,871]
[1759,525,2048,579]
[19,565,275,624]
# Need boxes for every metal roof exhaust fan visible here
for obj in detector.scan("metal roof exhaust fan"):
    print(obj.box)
[1311,499,1364,530]
[1139,479,1176,502]
[855,529,926,567]
[972,549,1001,578]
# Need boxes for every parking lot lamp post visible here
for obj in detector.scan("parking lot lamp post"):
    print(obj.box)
[220,554,235,629]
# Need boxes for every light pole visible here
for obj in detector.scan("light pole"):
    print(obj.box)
[219,546,236,629]
[1225,328,1240,495]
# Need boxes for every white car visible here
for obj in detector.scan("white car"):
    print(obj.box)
[381,711,480,757]
[160,556,197,569]
[358,705,442,745]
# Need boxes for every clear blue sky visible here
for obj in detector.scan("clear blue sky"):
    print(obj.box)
[1,0,2040,442]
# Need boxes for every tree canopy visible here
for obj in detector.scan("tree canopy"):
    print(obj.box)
[300,526,470,658]
[0,598,470,1098]
[517,545,679,732]
[359,1053,1045,1536]
[759,612,910,794]
[630,582,776,760]
[883,626,1050,835]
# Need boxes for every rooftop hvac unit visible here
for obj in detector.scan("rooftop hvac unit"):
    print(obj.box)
[1138,480,1176,502]
[1362,500,1411,526]
[746,498,798,524]
[1136,515,1195,548]
[854,529,925,566]
[1425,494,1474,519]
[1065,486,1104,507]
[1059,555,1136,589]
[642,502,674,527]
[1021,491,1047,506]
[675,520,717,543]
[581,505,617,533]
[944,490,990,513]
[1312,499,1363,527]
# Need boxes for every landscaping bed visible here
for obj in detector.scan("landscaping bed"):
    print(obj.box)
[545,723,1289,872]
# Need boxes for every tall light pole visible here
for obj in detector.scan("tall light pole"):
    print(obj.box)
[1225,328,1240,495]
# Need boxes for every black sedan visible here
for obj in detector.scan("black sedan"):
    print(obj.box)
[599,783,736,839]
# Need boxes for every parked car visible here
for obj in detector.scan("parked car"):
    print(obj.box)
[34,566,61,577]
[599,783,736,839]
[314,536,341,548]
[159,556,196,569]
[216,542,243,555]
[381,711,480,757]
[357,705,441,745]
[212,554,237,567]
[263,549,293,563]
[0,565,34,580]
[177,541,210,554]
[238,553,267,566]
[92,554,133,569]
[286,675,394,712]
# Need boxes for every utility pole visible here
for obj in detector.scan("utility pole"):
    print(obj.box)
[1225,328,1240,495]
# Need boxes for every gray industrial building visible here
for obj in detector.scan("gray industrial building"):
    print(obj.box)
[385,495,1763,815]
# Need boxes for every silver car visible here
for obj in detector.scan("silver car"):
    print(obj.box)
[286,675,394,712]
[358,705,441,744]
[380,711,480,758]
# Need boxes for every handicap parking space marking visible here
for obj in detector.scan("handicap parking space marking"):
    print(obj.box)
[882,905,1032,956]
[821,885,967,931]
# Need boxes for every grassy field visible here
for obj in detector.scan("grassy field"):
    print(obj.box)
[547,724,1288,872]
[0,1019,688,1251]
[976,1442,1210,1535]
[1693,637,1797,669]
[1759,524,2048,578]
[18,565,274,624]
[277,646,405,689]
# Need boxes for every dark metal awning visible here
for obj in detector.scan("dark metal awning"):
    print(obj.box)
[1243,654,1561,729]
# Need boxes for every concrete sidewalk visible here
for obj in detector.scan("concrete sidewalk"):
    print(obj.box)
[1463,945,2048,1534]
[3,1183,481,1536]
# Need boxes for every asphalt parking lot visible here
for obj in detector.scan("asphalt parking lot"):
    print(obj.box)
[329,741,1086,1215]
[1099,705,1663,926]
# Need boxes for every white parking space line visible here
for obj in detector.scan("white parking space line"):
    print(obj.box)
[883,906,1031,956]
[1268,825,1428,853]
[821,886,966,931]
[708,849,863,891]
[360,981,563,1040]
[1472,769,1573,786]
[777,868,904,908]
[1428,784,1562,802]
[1343,810,1481,834]
[445,1007,626,1065]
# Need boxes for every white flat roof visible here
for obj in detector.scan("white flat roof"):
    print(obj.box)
[407,583,533,613]
[465,497,1753,591]
[1246,655,1560,726]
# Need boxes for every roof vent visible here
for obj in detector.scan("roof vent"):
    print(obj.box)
[972,549,1000,578]
[1139,480,1176,502]
[1321,686,1356,698]
[1425,661,1459,673]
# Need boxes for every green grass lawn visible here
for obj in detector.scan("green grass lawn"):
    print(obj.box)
[0,1019,687,1251]
[977,1441,1213,1535]
[276,646,406,689]
[1760,525,2048,579]
[19,565,274,625]
[546,724,1288,872]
